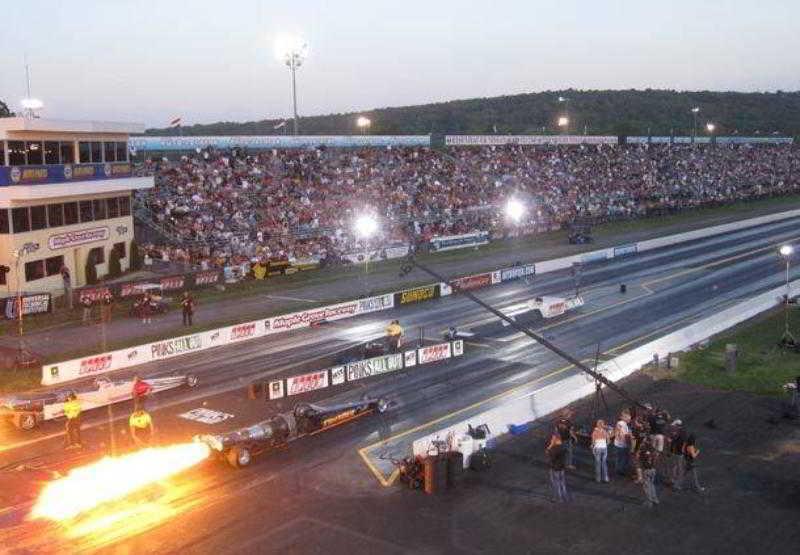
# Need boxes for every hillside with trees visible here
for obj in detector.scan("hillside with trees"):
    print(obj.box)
[143,89,800,138]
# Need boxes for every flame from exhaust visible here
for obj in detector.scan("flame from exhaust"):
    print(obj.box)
[31,442,210,521]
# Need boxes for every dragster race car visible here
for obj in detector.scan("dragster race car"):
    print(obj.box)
[195,396,389,468]
[0,374,198,431]
[501,295,584,325]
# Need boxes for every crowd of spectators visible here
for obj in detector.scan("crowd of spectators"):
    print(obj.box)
[134,143,800,269]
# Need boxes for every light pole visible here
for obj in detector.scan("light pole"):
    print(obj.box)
[275,36,308,136]
[690,107,700,144]
[354,214,379,276]
[706,122,716,145]
[557,96,569,134]
[356,116,372,135]
[779,245,795,346]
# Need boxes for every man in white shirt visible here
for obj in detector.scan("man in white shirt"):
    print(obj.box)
[613,411,631,478]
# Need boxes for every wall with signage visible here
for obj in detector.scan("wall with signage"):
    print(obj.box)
[0,162,133,186]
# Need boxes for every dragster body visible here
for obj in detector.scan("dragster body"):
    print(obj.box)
[196,396,389,468]
[0,374,198,430]
[501,295,584,325]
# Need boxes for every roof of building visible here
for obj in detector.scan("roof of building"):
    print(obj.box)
[0,117,144,135]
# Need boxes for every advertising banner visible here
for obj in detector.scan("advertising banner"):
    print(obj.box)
[491,270,502,285]
[500,264,536,282]
[450,273,492,292]
[417,342,452,364]
[268,380,285,400]
[452,340,464,357]
[395,284,439,305]
[430,232,490,252]
[129,135,431,152]
[193,270,222,287]
[330,365,346,386]
[269,300,360,331]
[613,244,638,257]
[3,293,52,319]
[287,370,329,396]
[404,350,417,368]
[444,135,618,146]
[226,321,260,343]
[346,353,403,382]
[0,162,132,186]
[341,244,410,264]
[48,227,109,250]
[160,275,186,291]
[150,334,205,360]
[581,250,611,263]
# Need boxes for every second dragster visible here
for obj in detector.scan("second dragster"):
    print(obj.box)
[195,396,389,468]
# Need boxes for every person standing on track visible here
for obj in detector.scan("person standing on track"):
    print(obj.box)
[63,393,83,450]
[181,292,195,327]
[591,419,610,483]
[546,433,570,503]
[132,375,152,410]
[386,320,404,353]
[80,293,93,325]
[129,408,155,448]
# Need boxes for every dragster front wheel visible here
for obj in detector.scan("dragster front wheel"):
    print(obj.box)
[186,374,199,388]
[226,446,252,468]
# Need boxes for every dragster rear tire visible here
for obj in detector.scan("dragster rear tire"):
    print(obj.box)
[226,446,252,469]
[14,413,38,431]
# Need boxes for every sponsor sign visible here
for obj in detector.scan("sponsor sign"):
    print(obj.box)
[150,334,203,360]
[341,244,410,264]
[3,293,52,319]
[581,250,610,263]
[48,227,109,250]
[396,285,438,305]
[270,301,359,331]
[346,353,403,382]
[193,270,221,287]
[417,342,452,364]
[444,135,618,146]
[322,409,356,428]
[129,135,431,152]
[404,350,417,368]
[491,271,502,284]
[78,354,113,377]
[179,408,234,425]
[613,244,638,257]
[452,340,464,357]
[439,282,453,297]
[330,365,346,386]
[430,231,490,252]
[269,380,285,400]
[500,264,536,282]
[160,275,186,291]
[287,370,329,395]
[228,322,257,342]
[0,163,133,186]
[450,273,492,292]
[358,294,394,313]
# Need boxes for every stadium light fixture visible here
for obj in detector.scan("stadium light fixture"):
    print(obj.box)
[356,116,372,134]
[691,107,700,113]
[706,122,715,133]
[557,116,569,128]
[274,35,308,136]
[506,199,526,223]
[780,245,794,257]
[21,98,43,110]
[354,214,379,239]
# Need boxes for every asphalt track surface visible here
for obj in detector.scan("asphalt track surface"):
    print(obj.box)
[2,217,800,553]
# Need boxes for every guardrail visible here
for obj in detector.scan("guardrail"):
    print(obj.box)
[410,279,800,457]
[265,340,464,400]
[43,207,800,386]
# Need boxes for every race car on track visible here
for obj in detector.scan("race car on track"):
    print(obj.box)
[501,295,584,325]
[196,396,389,468]
[0,374,198,430]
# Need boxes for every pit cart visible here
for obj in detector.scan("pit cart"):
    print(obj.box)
[0,374,198,431]
[196,396,389,468]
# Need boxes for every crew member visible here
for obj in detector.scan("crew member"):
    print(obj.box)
[129,408,154,448]
[386,320,404,353]
[132,375,152,410]
[100,290,114,323]
[181,292,195,327]
[80,293,93,325]
[63,393,83,449]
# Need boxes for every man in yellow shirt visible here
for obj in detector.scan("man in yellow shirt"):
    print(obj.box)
[129,409,155,448]
[63,393,83,450]
[386,320,404,353]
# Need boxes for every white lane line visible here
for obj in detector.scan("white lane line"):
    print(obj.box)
[264,294,319,303]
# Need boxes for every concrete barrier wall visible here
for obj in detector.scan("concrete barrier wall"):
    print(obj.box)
[411,280,800,456]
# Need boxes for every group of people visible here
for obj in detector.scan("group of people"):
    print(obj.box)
[546,405,705,506]
[63,376,155,451]
[79,290,115,325]
[133,142,800,270]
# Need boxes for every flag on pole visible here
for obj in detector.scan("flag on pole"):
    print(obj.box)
[169,117,182,128]
[273,120,288,130]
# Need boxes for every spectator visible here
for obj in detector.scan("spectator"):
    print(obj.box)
[100,290,114,323]
[60,265,72,309]
[677,434,706,493]
[546,434,570,503]
[613,410,632,477]
[554,410,578,470]
[639,437,659,507]
[80,293,93,325]
[668,419,687,487]
[591,419,610,483]
[181,292,195,327]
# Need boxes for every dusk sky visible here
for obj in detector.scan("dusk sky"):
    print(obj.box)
[1,0,799,127]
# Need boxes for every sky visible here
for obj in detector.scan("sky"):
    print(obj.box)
[1,0,799,127]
